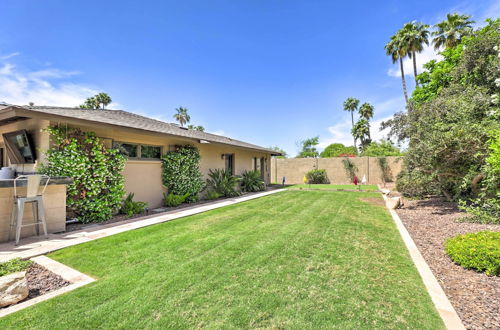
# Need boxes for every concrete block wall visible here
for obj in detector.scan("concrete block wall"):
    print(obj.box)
[271,157,403,184]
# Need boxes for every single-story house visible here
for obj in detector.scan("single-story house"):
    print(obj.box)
[0,104,280,208]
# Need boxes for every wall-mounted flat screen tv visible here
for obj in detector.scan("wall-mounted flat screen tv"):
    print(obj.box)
[2,130,36,164]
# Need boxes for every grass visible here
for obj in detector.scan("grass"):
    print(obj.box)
[287,184,378,191]
[0,191,443,329]
[0,258,32,277]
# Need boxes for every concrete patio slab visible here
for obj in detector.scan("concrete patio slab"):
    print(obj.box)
[0,189,284,262]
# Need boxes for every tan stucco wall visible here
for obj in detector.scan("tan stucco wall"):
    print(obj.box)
[0,185,66,243]
[122,160,164,208]
[271,157,403,184]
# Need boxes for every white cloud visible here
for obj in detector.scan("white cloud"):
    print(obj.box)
[388,45,442,78]
[0,57,96,107]
[209,129,226,136]
[0,52,20,61]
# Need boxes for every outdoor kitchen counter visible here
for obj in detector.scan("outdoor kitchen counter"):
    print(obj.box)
[0,177,72,243]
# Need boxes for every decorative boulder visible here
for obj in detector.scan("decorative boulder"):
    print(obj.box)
[386,196,403,209]
[0,271,29,307]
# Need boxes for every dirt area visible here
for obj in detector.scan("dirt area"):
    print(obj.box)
[358,197,386,207]
[397,198,500,330]
[66,186,283,233]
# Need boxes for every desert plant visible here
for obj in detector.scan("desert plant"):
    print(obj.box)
[161,145,205,202]
[445,231,500,276]
[342,158,358,182]
[305,169,329,184]
[164,192,190,207]
[120,193,148,217]
[240,170,265,192]
[0,258,32,277]
[206,169,240,197]
[204,190,223,200]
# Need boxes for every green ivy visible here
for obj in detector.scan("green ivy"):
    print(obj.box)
[161,145,205,202]
[39,126,126,223]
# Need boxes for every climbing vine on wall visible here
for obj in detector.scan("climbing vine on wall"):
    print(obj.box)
[39,126,126,223]
[161,145,205,202]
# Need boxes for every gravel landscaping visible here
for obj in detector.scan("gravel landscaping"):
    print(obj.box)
[397,198,500,330]
[25,263,69,300]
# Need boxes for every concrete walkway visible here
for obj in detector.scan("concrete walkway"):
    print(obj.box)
[0,189,284,262]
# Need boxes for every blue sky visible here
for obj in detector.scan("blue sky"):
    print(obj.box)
[0,0,498,156]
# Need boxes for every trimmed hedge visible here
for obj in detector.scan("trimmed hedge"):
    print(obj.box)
[445,231,500,276]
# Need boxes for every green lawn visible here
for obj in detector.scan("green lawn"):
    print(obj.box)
[287,184,378,191]
[1,191,442,329]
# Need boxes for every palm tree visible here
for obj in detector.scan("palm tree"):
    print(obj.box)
[95,93,112,109]
[173,107,190,127]
[401,21,430,85]
[359,102,374,120]
[343,97,360,148]
[432,13,475,50]
[351,119,371,151]
[385,32,409,105]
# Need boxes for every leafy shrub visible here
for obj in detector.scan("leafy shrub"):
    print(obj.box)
[0,258,32,277]
[305,169,329,184]
[206,169,240,197]
[120,193,148,217]
[396,169,441,198]
[204,190,222,200]
[458,130,500,224]
[361,140,403,157]
[161,145,205,202]
[445,231,500,276]
[40,126,126,223]
[164,192,190,207]
[240,170,265,192]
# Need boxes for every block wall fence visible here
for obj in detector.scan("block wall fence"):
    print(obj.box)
[270,157,404,185]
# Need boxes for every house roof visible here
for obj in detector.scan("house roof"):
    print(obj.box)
[2,105,281,155]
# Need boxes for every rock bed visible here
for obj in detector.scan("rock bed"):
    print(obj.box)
[397,198,500,330]
[25,263,70,299]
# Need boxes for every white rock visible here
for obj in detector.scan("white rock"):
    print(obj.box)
[386,196,403,209]
[0,271,29,307]
[380,188,391,195]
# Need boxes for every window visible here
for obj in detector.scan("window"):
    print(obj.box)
[224,154,234,175]
[141,145,161,159]
[113,142,138,158]
[113,142,162,159]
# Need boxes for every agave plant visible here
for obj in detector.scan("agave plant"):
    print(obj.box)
[240,170,265,192]
[206,169,241,197]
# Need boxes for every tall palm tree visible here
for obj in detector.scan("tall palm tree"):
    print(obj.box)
[432,13,475,50]
[401,21,430,85]
[359,102,374,120]
[95,93,112,109]
[351,119,371,151]
[385,32,409,105]
[343,97,360,148]
[173,107,191,127]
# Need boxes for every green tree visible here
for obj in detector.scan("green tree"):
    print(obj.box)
[383,19,500,211]
[352,119,371,151]
[80,92,112,109]
[269,146,287,158]
[361,140,403,157]
[173,107,191,127]
[401,21,430,85]
[320,143,357,158]
[297,137,319,158]
[385,31,410,104]
[432,13,475,50]
[187,124,205,132]
[343,97,360,148]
